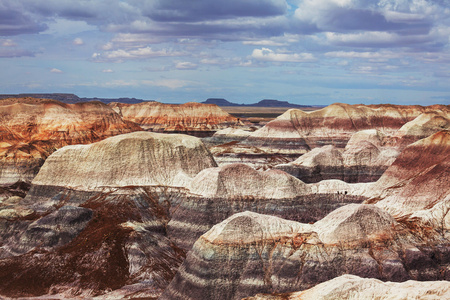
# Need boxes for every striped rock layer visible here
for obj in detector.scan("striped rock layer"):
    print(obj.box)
[162,206,450,300]
[245,274,450,300]
[110,101,239,136]
[168,163,367,251]
[275,130,399,183]
[0,132,217,298]
[0,98,140,193]
[367,130,450,229]
[243,103,450,154]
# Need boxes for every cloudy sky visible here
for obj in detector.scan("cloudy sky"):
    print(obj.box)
[1,0,449,105]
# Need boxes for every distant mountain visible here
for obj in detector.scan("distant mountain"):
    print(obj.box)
[248,99,312,108]
[0,93,83,103]
[202,98,320,108]
[81,97,153,104]
[0,93,153,104]
[202,98,241,106]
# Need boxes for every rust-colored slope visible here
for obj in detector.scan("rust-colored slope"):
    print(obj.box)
[246,103,450,152]
[368,130,450,217]
[0,98,141,186]
[110,101,239,132]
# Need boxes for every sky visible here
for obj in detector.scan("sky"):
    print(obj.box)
[1,0,450,105]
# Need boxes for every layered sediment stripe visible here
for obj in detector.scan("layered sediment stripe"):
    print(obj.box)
[244,103,450,153]
[110,101,239,132]
[163,207,450,300]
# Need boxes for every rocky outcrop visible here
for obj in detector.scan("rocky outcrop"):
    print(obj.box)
[243,103,450,154]
[0,187,185,298]
[162,205,450,300]
[367,131,450,220]
[168,164,366,250]
[391,110,450,148]
[245,274,450,300]
[110,101,239,136]
[0,98,140,196]
[0,131,216,298]
[206,127,252,146]
[276,130,398,183]
[31,131,216,195]
[275,145,344,182]
[189,164,311,199]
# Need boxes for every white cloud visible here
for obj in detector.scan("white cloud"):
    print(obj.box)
[73,38,84,45]
[251,47,315,62]
[325,51,400,59]
[325,31,431,47]
[50,68,63,73]
[200,58,222,65]
[94,46,185,62]
[104,80,138,87]
[1,39,17,47]
[243,40,287,46]
[142,79,190,89]
[102,69,114,73]
[101,42,113,51]
[111,33,165,45]
[175,62,198,70]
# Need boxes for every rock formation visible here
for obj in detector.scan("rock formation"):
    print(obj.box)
[276,129,398,183]
[245,274,450,300]
[162,205,450,300]
[168,164,366,251]
[206,127,252,145]
[0,131,217,298]
[110,101,239,136]
[31,131,216,195]
[391,110,450,148]
[367,131,450,220]
[0,97,140,198]
[243,103,450,154]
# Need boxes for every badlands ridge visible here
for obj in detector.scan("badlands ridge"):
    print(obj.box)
[0,98,449,299]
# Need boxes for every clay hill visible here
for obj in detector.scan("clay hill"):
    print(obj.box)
[209,103,449,174]
[274,111,450,183]
[245,274,450,299]
[0,98,140,197]
[110,101,239,136]
[242,103,450,154]
[161,205,449,300]
[367,130,450,224]
[167,163,367,250]
[274,129,398,183]
[0,131,217,298]
[161,130,450,300]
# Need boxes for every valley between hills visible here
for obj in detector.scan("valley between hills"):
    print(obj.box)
[0,97,449,299]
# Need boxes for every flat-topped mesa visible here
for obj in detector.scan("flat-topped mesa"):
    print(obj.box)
[367,130,450,219]
[168,164,366,250]
[245,274,450,300]
[0,98,140,188]
[243,103,450,153]
[162,205,449,300]
[110,101,239,136]
[275,129,398,183]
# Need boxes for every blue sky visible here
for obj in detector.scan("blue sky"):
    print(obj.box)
[1,0,449,105]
